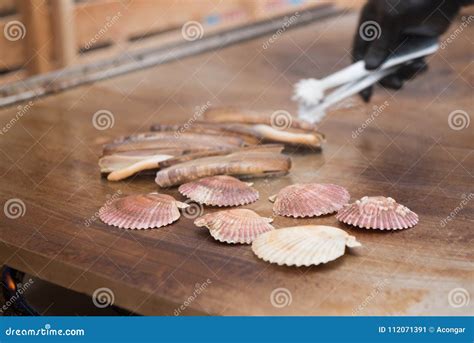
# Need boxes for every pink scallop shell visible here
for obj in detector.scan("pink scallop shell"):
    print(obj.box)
[179,175,259,207]
[99,193,188,229]
[336,196,419,230]
[194,208,274,244]
[269,183,350,218]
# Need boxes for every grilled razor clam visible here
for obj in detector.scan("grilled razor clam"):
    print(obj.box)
[99,147,217,173]
[251,124,325,148]
[150,123,261,145]
[155,144,285,169]
[203,107,319,132]
[107,150,233,181]
[100,154,173,174]
[103,132,245,155]
[106,155,174,181]
[155,150,291,187]
[105,144,284,181]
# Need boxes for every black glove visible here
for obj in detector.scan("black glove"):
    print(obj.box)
[353,0,468,102]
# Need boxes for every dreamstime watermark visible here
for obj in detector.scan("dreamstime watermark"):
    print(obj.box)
[359,20,381,41]
[270,287,292,308]
[448,110,470,131]
[440,16,474,49]
[352,279,389,315]
[4,324,85,337]
[0,278,34,314]
[439,193,473,228]
[0,101,34,136]
[84,190,122,227]
[270,110,292,130]
[174,101,211,138]
[180,199,204,219]
[92,109,115,130]
[4,198,26,219]
[181,21,204,41]
[174,279,212,315]
[84,12,122,50]
[448,287,470,308]
[4,20,26,41]
[352,101,389,139]
[92,287,115,308]
[262,12,300,49]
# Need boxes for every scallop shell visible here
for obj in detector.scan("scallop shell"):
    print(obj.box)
[99,193,189,229]
[194,209,274,244]
[269,183,350,218]
[252,225,361,267]
[336,196,418,230]
[179,175,259,207]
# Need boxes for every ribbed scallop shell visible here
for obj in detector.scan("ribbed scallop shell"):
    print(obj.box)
[252,225,361,267]
[179,175,259,207]
[99,193,189,229]
[336,196,418,230]
[269,183,350,218]
[194,209,274,244]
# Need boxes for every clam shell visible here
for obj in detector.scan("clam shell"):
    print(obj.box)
[194,209,274,244]
[336,196,418,230]
[99,193,188,229]
[269,183,350,218]
[179,175,259,207]
[252,225,361,267]
[155,149,291,187]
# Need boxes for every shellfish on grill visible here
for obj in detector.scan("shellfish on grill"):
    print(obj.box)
[203,107,319,131]
[202,107,325,148]
[179,175,259,207]
[99,149,179,174]
[155,145,291,187]
[103,132,245,155]
[194,209,274,244]
[252,225,361,267]
[105,154,174,181]
[336,196,419,230]
[269,183,350,218]
[99,193,189,229]
[150,123,261,145]
[102,149,234,181]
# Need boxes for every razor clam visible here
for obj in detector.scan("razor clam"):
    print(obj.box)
[150,123,261,145]
[203,107,319,132]
[155,149,291,187]
[202,107,325,148]
[103,132,245,155]
[155,144,285,169]
[99,153,174,174]
[99,148,215,174]
[251,124,324,148]
[106,155,174,181]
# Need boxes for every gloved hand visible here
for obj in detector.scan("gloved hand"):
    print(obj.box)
[352,0,469,102]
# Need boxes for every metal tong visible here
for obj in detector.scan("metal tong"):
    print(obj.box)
[293,38,439,123]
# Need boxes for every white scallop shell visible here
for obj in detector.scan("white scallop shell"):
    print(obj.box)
[252,225,361,267]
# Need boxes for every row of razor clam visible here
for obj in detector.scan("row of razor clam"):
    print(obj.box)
[98,107,418,267]
[99,107,324,182]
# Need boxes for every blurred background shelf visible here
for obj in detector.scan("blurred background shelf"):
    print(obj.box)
[0,0,364,86]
